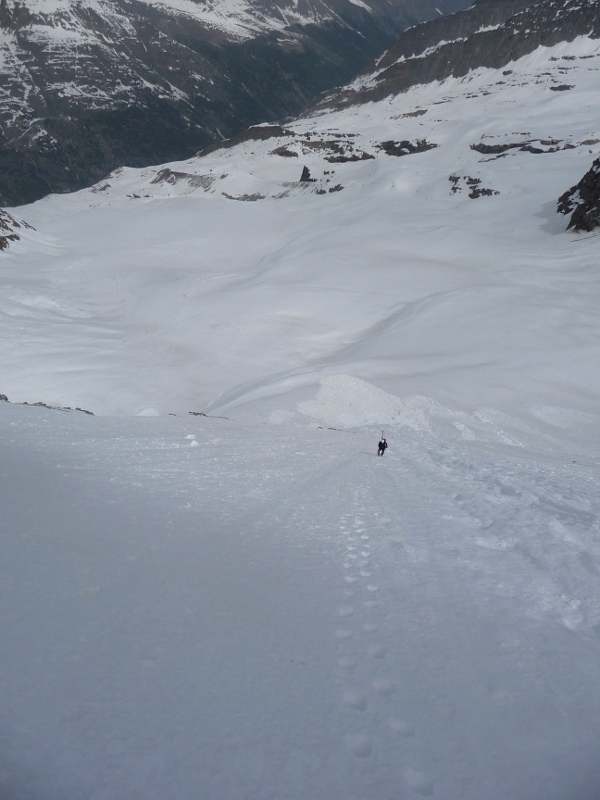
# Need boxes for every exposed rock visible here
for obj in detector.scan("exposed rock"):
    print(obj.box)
[399,109,428,118]
[471,141,527,155]
[0,208,33,250]
[558,158,600,232]
[378,139,437,156]
[222,193,267,202]
[271,146,299,158]
[300,166,315,182]
[294,137,375,163]
[325,152,375,163]
[449,174,499,198]
[0,392,94,414]
[150,169,215,191]
[471,138,580,157]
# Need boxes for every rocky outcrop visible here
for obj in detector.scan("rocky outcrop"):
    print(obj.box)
[558,159,600,232]
[0,391,94,413]
[378,139,437,157]
[0,208,33,250]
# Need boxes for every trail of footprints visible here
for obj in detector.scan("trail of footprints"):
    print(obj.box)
[334,506,434,796]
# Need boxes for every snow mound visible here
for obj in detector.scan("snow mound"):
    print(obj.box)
[298,374,429,429]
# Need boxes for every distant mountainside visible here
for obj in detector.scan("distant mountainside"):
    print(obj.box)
[0,0,471,205]
[322,0,600,107]
[3,0,598,416]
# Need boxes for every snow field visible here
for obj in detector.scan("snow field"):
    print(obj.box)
[2,401,600,799]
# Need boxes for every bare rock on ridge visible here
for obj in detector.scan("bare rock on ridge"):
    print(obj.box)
[558,158,600,232]
[0,208,33,250]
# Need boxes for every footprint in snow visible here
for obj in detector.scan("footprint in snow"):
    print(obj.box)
[405,767,434,796]
[475,537,516,551]
[389,718,415,737]
[368,644,387,658]
[344,734,372,758]
[368,643,386,659]
[373,678,395,696]
[343,689,367,711]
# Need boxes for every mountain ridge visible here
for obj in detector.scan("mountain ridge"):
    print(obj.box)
[321,0,599,106]
[0,0,470,205]
[3,13,598,418]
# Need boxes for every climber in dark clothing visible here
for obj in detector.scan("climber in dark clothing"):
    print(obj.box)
[377,438,388,456]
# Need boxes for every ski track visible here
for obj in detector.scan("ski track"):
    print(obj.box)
[290,428,600,798]
[2,405,600,798]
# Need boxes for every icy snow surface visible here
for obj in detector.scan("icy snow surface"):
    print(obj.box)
[2,36,600,800]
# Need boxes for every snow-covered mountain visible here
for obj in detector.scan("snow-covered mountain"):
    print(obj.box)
[325,0,600,105]
[3,0,599,435]
[0,0,471,205]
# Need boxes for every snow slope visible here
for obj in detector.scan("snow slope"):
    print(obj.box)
[2,30,600,800]
[2,397,600,799]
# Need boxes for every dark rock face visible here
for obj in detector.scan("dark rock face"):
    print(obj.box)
[378,140,437,157]
[471,138,579,155]
[558,159,600,232]
[300,166,315,182]
[449,175,500,198]
[0,0,471,205]
[0,207,33,250]
[324,0,600,108]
